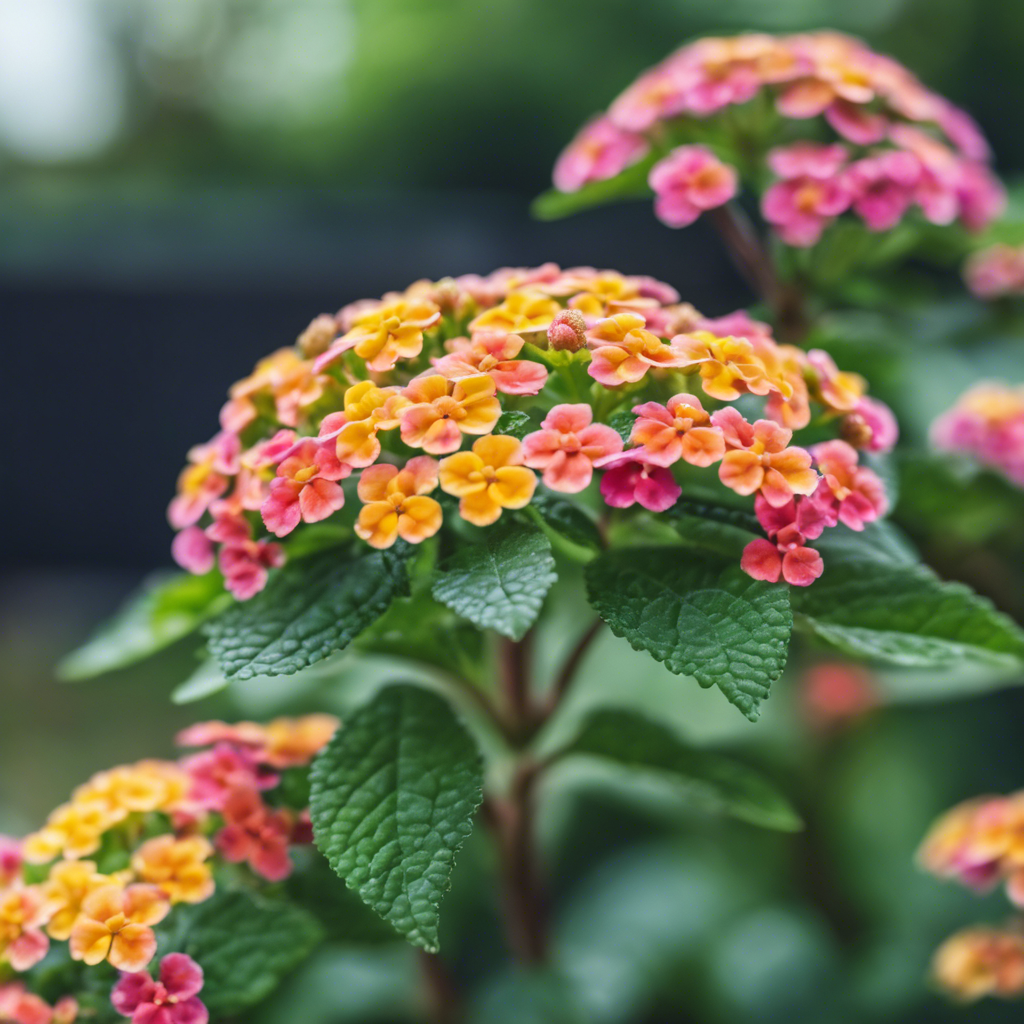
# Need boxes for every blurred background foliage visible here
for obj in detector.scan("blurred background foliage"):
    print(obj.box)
[3,0,1024,1021]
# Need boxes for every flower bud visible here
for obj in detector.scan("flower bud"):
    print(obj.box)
[297,314,338,357]
[840,412,873,448]
[547,309,587,352]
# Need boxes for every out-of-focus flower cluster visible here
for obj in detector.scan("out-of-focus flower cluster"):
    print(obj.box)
[0,716,337,1022]
[919,792,1024,1002]
[168,265,898,598]
[965,244,1024,299]
[553,32,1003,245]
[931,382,1024,487]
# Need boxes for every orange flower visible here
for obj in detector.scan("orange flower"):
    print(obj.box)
[69,883,169,972]
[22,801,122,864]
[327,298,441,373]
[319,382,408,468]
[468,290,561,335]
[43,860,111,940]
[400,375,502,455]
[356,457,443,549]
[261,715,340,768]
[131,835,215,905]
[673,330,791,401]
[933,927,1024,1002]
[438,435,537,526]
[222,348,328,431]
[586,313,692,386]
[0,885,53,971]
[74,762,190,818]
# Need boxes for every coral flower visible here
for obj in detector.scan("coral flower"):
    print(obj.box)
[260,715,339,768]
[595,450,681,513]
[215,521,285,601]
[0,837,21,888]
[713,409,818,506]
[69,884,169,973]
[131,836,215,905]
[317,299,441,374]
[220,348,328,432]
[167,433,241,530]
[0,984,77,1024]
[607,62,692,131]
[846,150,921,231]
[807,349,865,412]
[648,145,738,228]
[43,860,111,941]
[430,334,548,396]
[762,175,852,246]
[260,437,350,538]
[111,952,208,1024]
[629,393,725,468]
[673,331,788,401]
[400,375,502,455]
[741,494,828,587]
[932,928,1024,1002]
[586,313,691,386]
[319,382,407,469]
[171,527,215,576]
[965,243,1024,299]
[0,886,52,971]
[845,396,899,453]
[215,788,293,883]
[467,290,561,335]
[182,743,276,812]
[811,440,889,529]
[521,404,623,493]
[553,116,650,192]
[438,435,537,527]
[355,457,443,548]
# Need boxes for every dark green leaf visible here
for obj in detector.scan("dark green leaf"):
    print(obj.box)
[170,659,229,704]
[530,491,604,552]
[432,520,557,640]
[669,500,761,558]
[608,410,637,444]
[531,153,659,221]
[57,571,230,681]
[204,545,411,679]
[557,709,801,831]
[494,410,534,440]
[308,685,484,951]
[584,548,792,721]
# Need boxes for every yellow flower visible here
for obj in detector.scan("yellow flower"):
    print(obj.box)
[131,835,215,905]
[468,290,561,334]
[340,299,441,373]
[438,435,537,527]
[356,458,443,549]
[43,860,112,940]
[69,883,169,973]
[400,374,502,455]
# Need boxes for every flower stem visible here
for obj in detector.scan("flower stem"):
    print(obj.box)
[418,950,462,1024]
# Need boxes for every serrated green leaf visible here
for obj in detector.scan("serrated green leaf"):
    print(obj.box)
[557,709,801,831]
[793,529,1024,667]
[204,545,411,679]
[494,410,534,440]
[530,491,603,552]
[57,571,230,681]
[608,410,637,444]
[167,888,323,1015]
[669,500,761,558]
[531,153,659,221]
[432,520,557,640]
[584,548,792,721]
[308,685,483,952]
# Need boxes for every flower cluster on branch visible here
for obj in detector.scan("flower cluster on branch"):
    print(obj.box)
[932,382,1024,487]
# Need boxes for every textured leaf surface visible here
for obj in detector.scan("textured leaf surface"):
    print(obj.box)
[494,410,534,440]
[794,527,1024,667]
[585,548,792,721]
[170,889,323,1015]
[58,571,229,681]
[669,500,761,558]
[559,709,801,831]
[309,685,483,951]
[204,546,411,679]
[529,491,604,552]
[432,521,557,640]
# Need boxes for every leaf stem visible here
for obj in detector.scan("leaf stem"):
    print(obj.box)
[543,618,603,715]
[417,950,462,1024]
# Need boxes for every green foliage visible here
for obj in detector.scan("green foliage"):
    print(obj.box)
[308,685,484,951]
[528,491,604,553]
[531,154,659,220]
[669,500,762,558]
[432,520,558,640]
[165,888,323,1016]
[585,547,792,721]
[794,525,1024,667]
[556,709,802,831]
[494,410,534,440]
[170,658,229,704]
[57,571,230,681]
[204,545,412,679]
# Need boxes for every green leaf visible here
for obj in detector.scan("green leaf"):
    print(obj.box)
[170,658,229,704]
[168,888,323,1016]
[57,571,230,681]
[432,520,557,640]
[204,545,411,680]
[494,410,534,440]
[608,410,636,444]
[669,500,761,558]
[531,153,658,221]
[308,685,484,952]
[793,528,1024,667]
[529,491,604,552]
[556,709,801,831]
[584,548,792,721]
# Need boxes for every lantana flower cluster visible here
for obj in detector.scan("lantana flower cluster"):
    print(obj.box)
[931,382,1024,487]
[918,792,1024,1002]
[0,716,337,1022]
[964,244,1024,299]
[553,32,1003,245]
[166,266,896,597]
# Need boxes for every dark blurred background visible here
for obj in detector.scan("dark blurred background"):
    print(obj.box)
[3,2,1024,1021]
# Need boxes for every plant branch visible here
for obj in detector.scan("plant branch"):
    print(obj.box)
[543,618,603,715]
[417,950,462,1024]
[497,632,539,741]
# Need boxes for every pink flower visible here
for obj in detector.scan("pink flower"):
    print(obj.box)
[0,837,22,887]
[846,396,899,453]
[521,404,623,492]
[741,493,828,587]
[938,102,990,162]
[846,150,921,231]
[167,432,241,530]
[215,787,293,882]
[182,743,278,812]
[553,116,649,192]
[429,333,548,395]
[260,438,350,538]
[170,527,215,576]
[965,244,1024,299]
[608,63,692,132]
[825,100,887,145]
[596,450,681,513]
[767,142,848,180]
[212,516,285,601]
[956,161,1006,233]
[811,440,888,530]
[585,313,692,386]
[629,393,725,468]
[648,146,737,228]
[694,310,773,343]
[111,953,208,1024]
[762,173,852,246]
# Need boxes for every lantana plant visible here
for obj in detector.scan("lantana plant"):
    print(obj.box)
[29,251,1024,1021]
